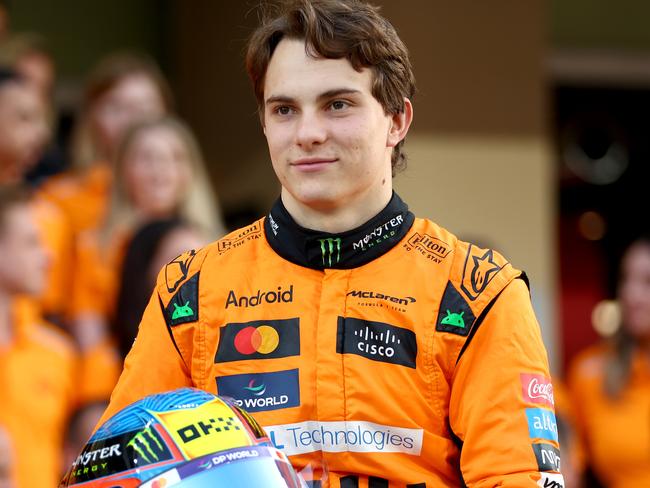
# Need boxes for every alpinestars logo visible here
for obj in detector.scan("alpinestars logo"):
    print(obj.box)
[226,285,293,308]
[318,238,341,266]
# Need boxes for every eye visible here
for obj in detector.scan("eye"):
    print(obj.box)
[274,105,294,116]
[330,100,349,111]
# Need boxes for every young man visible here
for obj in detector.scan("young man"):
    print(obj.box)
[102,1,563,486]
[0,185,76,488]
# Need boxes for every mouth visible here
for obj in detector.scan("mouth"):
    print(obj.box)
[290,157,338,172]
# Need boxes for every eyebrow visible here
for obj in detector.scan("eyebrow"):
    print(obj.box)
[265,88,362,106]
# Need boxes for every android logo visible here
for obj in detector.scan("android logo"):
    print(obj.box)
[172,301,194,320]
[440,310,465,328]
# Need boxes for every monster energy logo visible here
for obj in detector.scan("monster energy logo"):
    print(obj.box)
[318,238,341,266]
[127,427,164,463]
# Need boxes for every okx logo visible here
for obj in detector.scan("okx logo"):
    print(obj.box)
[214,318,300,363]
[216,369,300,413]
[336,317,417,368]
[318,237,341,266]
[126,427,170,464]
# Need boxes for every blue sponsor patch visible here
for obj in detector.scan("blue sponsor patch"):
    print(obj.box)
[526,408,558,442]
[216,369,300,413]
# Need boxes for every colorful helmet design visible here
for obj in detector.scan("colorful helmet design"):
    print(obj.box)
[60,388,305,488]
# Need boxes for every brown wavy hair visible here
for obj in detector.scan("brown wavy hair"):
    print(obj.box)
[245,0,416,175]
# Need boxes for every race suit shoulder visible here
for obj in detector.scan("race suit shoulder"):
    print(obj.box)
[103,194,563,487]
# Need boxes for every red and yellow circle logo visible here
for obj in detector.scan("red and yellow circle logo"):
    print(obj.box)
[234,325,280,355]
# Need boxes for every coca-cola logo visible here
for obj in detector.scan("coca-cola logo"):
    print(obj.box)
[521,373,554,407]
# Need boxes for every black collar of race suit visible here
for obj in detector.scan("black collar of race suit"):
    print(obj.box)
[264,192,415,270]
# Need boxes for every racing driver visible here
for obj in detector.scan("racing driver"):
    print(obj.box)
[99,1,564,486]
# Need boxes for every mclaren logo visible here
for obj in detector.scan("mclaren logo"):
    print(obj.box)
[347,290,416,307]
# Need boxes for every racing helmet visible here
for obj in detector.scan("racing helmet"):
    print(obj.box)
[60,388,305,488]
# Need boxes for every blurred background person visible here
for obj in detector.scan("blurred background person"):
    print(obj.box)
[0,31,70,184]
[72,116,224,400]
[0,185,76,488]
[61,400,108,474]
[0,32,54,101]
[113,218,204,360]
[0,67,48,182]
[0,67,73,328]
[38,52,172,239]
[568,232,650,488]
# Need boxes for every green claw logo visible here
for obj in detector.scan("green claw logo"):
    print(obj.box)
[318,238,341,267]
[440,310,465,328]
[172,301,194,320]
[127,427,164,463]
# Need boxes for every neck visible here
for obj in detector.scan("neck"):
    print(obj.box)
[281,184,393,234]
[0,292,13,347]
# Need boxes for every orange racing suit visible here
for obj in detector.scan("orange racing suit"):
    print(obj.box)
[102,193,563,487]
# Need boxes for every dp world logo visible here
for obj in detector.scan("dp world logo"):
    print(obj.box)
[216,370,300,413]
[318,237,341,266]
[244,379,267,396]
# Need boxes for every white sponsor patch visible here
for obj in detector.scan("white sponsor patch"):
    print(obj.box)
[537,472,564,488]
[265,420,423,456]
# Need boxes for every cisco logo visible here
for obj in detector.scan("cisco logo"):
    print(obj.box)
[352,326,402,359]
[336,317,417,368]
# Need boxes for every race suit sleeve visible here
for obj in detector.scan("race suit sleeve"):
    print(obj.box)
[98,289,192,425]
[449,278,563,487]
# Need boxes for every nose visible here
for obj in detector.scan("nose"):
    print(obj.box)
[294,109,327,150]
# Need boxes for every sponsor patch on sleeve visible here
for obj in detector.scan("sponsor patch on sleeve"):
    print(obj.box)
[537,472,564,488]
[532,442,561,472]
[526,408,559,442]
[521,373,555,407]
[460,245,506,301]
[436,282,476,336]
[164,273,199,326]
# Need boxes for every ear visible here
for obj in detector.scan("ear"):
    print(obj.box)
[386,98,414,149]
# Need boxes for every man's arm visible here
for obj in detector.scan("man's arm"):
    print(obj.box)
[97,289,192,425]
[449,278,564,487]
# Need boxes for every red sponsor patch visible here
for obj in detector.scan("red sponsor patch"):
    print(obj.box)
[521,373,554,407]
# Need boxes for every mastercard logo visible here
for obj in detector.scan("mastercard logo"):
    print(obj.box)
[234,325,280,355]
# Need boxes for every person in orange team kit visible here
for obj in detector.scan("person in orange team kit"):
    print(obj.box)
[568,233,650,488]
[100,1,563,486]
[0,186,76,488]
[72,117,224,399]
[38,52,172,239]
[0,67,72,325]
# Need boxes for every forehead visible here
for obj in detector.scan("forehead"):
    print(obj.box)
[264,38,373,100]
[0,82,39,108]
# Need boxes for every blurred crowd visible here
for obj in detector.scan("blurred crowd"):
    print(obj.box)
[0,19,226,488]
[0,8,649,488]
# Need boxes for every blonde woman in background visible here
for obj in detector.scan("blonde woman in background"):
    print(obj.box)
[72,116,225,401]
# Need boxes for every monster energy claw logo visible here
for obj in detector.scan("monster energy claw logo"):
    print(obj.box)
[318,237,341,266]
[127,427,164,463]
